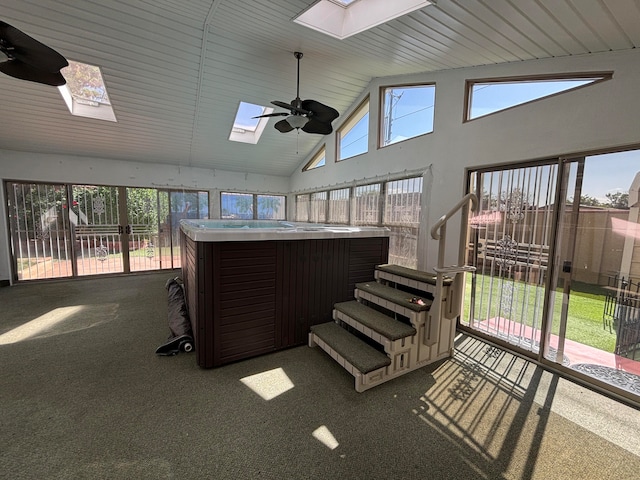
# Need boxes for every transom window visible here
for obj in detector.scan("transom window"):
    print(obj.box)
[380,84,435,147]
[337,97,369,161]
[466,73,612,120]
[303,146,326,171]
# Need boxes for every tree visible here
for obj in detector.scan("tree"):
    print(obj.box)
[604,191,628,209]
[234,195,254,219]
[579,194,601,207]
[257,196,282,219]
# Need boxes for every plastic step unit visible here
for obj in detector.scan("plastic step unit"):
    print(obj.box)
[309,322,391,393]
[333,300,416,346]
[355,281,431,327]
[375,263,453,297]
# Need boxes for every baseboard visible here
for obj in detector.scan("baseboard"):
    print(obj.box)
[0,279,10,288]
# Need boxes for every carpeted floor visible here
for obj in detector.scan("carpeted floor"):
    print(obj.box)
[1,271,640,479]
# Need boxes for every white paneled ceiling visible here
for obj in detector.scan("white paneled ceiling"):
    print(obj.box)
[1,0,639,177]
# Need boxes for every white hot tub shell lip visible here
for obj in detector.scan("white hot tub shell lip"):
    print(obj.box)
[180,220,391,242]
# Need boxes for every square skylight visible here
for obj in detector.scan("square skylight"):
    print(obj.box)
[328,0,359,6]
[294,0,433,40]
[58,60,116,122]
[229,101,274,144]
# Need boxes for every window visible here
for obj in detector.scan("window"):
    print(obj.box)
[384,177,422,225]
[59,60,116,122]
[293,175,422,267]
[295,194,310,221]
[352,183,381,225]
[221,192,286,220]
[383,177,422,268]
[338,98,369,161]
[221,192,254,219]
[229,101,273,144]
[328,188,350,224]
[381,84,435,147]
[303,147,326,171]
[310,192,327,223]
[257,195,285,220]
[466,73,612,120]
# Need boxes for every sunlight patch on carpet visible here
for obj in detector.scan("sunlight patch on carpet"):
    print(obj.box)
[312,425,339,450]
[0,306,85,345]
[240,367,294,400]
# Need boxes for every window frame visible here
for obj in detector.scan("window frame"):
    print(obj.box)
[302,146,326,172]
[379,82,435,148]
[328,187,351,224]
[337,96,370,161]
[220,191,287,220]
[464,72,613,122]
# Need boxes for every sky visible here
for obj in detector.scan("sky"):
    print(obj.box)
[583,150,640,201]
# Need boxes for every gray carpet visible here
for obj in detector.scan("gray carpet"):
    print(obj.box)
[1,272,640,480]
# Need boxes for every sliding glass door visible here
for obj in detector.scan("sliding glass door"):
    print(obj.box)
[546,152,640,394]
[463,150,640,401]
[71,185,124,276]
[5,182,209,281]
[7,183,74,280]
[462,162,557,357]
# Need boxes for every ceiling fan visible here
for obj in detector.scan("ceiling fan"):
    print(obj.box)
[0,20,68,86]
[255,52,339,135]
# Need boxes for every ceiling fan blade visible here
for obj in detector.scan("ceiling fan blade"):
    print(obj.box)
[0,59,66,86]
[271,99,309,116]
[0,21,68,73]
[301,100,339,124]
[302,118,333,135]
[274,119,295,133]
[252,112,288,119]
[271,100,293,111]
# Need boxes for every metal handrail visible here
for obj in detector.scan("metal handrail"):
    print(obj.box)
[430,193,478,271]
[430,192,478,240]
[423,192,478,346]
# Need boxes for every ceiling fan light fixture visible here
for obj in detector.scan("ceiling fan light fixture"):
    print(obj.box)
[286,115,309,129]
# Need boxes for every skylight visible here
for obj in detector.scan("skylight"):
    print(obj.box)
[58,60,116,122]
[328,0,359,6]
[229,101,273,144]
[294,0,433,39]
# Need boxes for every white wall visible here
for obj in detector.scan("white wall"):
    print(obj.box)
[290,48,640,270]
[4,48,640,282]
[0,150,289,283]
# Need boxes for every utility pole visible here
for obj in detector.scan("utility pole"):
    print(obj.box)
[384,91,403,145]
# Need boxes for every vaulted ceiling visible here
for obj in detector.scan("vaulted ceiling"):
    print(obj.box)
[1,0,639,177]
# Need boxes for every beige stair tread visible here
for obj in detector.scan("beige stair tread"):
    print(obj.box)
[310,322,391,374]
[356,281,432,312]
[376,264,453,286]
[334,301,416,341]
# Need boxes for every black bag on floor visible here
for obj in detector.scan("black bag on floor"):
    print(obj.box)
[155,277,194,356]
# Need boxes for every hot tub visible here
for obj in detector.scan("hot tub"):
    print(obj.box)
[179,219,390,241]
[179,219,390,368]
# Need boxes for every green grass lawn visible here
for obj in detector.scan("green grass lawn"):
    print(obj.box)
[464,274,616,352]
